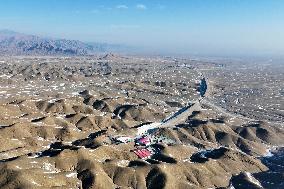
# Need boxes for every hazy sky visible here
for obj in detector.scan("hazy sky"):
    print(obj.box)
[0,0,284,56]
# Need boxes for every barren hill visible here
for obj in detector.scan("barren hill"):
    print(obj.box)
[0,56,283,189]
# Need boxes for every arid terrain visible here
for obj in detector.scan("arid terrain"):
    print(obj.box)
[0,55,283,189]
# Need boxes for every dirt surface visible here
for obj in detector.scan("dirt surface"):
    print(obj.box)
[0,55,283,189]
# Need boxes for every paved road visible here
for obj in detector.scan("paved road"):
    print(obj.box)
[137,102,201,135]
[202,98,284,128]
[137,76,283,135]
[201,98,254,121]
[160,102,201,128]
[137,78,206,135]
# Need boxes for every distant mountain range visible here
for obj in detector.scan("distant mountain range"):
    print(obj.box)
[0,30,132,56]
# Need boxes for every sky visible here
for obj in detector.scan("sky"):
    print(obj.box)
[0,0,284,57]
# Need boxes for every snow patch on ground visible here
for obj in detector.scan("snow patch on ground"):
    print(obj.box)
[264,148,274,157]
[66,172,77,178]
[31,180,41,186]
[137,122,160,135]
[245,172,263,188]
[117,160,130,167]
[43,162,60,174]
